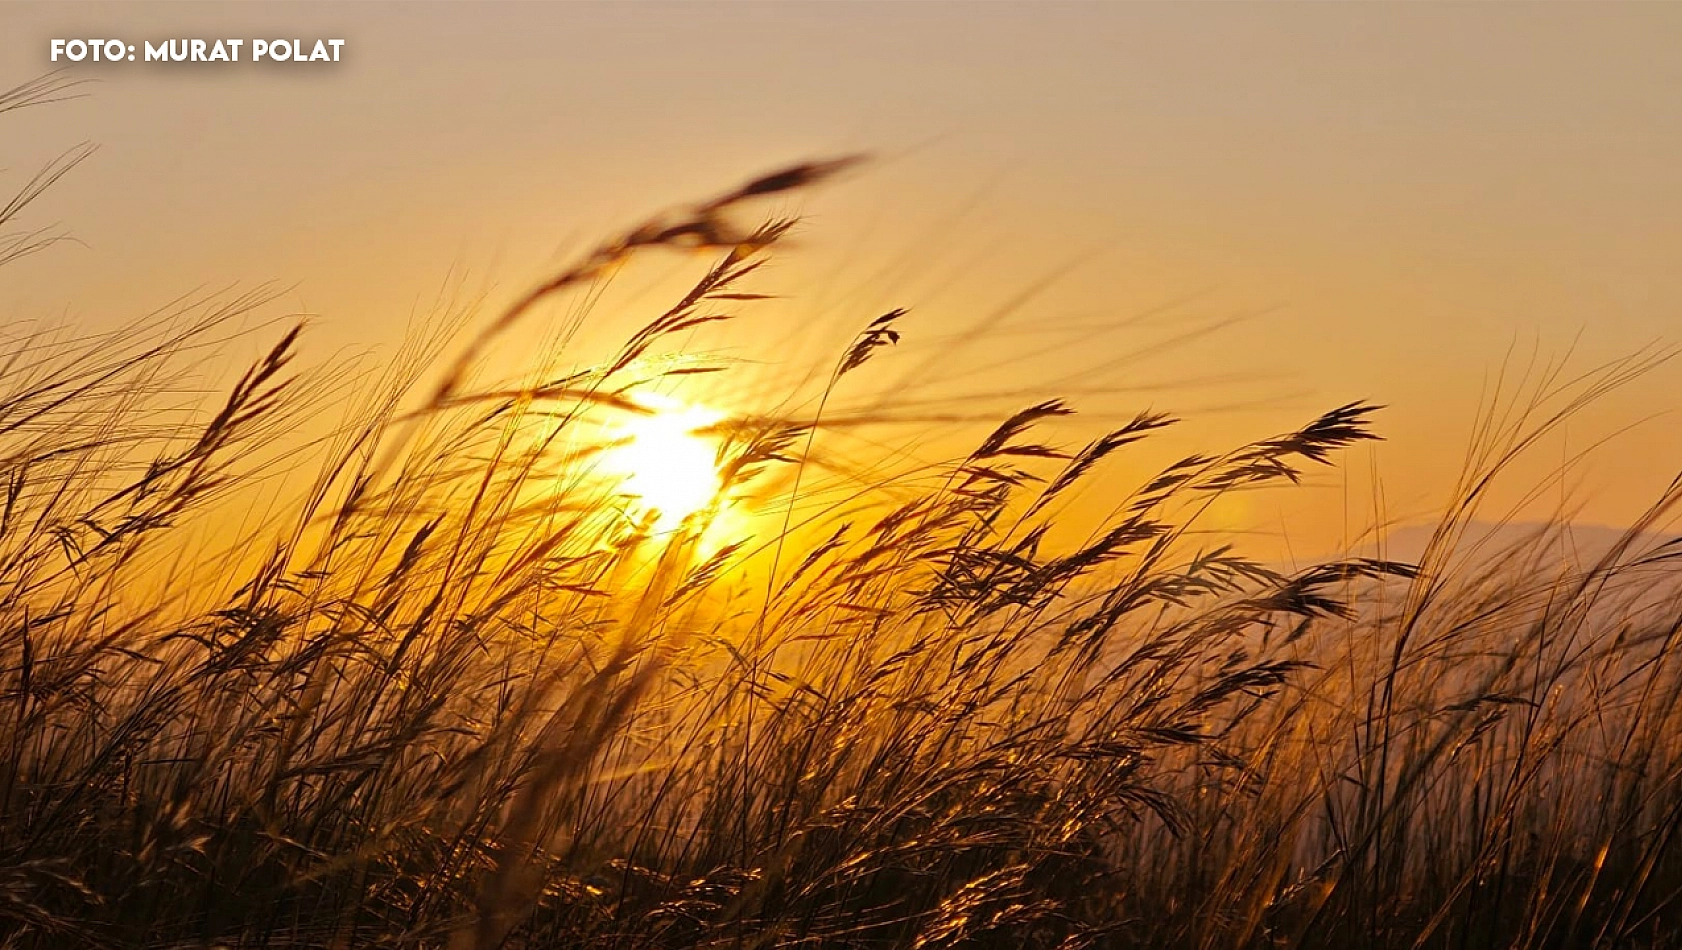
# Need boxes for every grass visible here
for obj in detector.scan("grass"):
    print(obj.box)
[5,75,1682,949]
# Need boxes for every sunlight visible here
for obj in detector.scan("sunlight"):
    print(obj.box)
[604,394,725,532]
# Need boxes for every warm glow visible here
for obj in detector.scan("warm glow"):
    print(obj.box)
[604,395,724,531]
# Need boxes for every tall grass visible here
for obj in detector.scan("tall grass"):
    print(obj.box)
[5,82,1682,948]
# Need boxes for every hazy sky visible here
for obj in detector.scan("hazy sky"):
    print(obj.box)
[5,2,1682,555]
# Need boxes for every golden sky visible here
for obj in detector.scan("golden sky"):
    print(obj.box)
[5,1,1682,559]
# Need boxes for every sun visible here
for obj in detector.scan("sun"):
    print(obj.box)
[604,394,725,531]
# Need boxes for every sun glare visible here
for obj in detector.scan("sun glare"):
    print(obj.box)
[606,395,725,531]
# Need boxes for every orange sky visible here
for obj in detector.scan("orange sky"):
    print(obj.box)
[5,1,1682,560]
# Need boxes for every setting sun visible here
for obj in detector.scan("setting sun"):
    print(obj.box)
[604,395,725,531]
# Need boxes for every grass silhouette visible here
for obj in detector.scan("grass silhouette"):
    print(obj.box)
[5,74,1682,949]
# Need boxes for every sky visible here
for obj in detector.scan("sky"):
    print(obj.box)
[5,1,1682,558]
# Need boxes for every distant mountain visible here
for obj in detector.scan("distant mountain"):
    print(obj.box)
[1307,520,1682,635]
[1350,520,1682,569]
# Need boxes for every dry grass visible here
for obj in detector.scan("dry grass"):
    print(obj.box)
[5,79,1682,949]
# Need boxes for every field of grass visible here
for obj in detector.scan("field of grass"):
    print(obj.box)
[5,75,1682,949]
